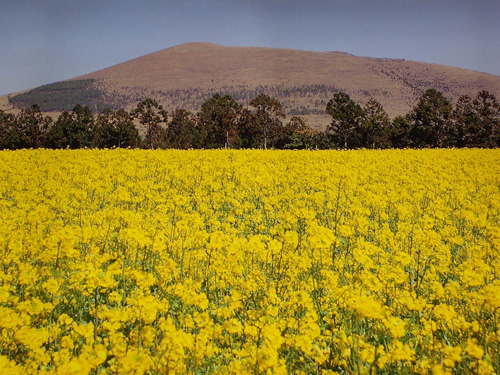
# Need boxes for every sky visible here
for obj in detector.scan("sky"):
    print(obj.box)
[1,0,499,96]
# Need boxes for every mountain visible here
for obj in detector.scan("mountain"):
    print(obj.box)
[4,42,500,127]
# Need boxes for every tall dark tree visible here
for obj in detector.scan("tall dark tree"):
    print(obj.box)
[451,91,500,147]
[70,104,94,148]
[93,108,140,148]
[236,108,259,149]
[326,92,363,149]
[279,116,318,149]
[46,104,94,149]
[361,98,390,149]
[451,95,474,147]
[45,111,72,148]
[13,104,52,149]
[131,98,168,149]
[389,115,412,148]
[168,109,198,149]
[249,94,286,149]
[410,89,452,148]
[0,110,17,150]
[471,90,500,147]
[198,94,241,149]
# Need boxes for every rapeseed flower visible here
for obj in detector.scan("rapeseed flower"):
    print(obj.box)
[0,148,499,374]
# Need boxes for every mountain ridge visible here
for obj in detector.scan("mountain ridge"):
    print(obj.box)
[3,42,500,127]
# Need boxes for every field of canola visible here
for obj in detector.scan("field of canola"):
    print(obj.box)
[0,149,499,375]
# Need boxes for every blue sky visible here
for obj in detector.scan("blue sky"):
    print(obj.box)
[1,0,499,95]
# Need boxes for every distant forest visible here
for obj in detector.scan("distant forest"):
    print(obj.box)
[8,79,391,116]
[1,88,499,150]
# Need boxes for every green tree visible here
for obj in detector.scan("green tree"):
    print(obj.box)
[471,90,500,147]
[389,115,412,148]
[13,104,52,149]
[326,92,363,149]
[93,108,140,148]
[410,89,452,148]
[249,94,286,149]
[361,99,390,149]
[168,109,198,149]
[451,95,474,147]
[0,110,17,149]
[452,91,500,147]
[280,116,318,149]
[198,94,241,149]
[131,98,168,149]
[71,104,95,148]
[46,104,94,149]
[45,111,72,148]
[236,108,259,149]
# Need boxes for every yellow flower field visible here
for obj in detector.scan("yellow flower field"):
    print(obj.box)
[0,149,499,374]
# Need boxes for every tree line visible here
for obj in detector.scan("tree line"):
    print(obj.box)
[1,89,499,150]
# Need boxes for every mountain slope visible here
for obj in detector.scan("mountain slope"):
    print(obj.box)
[4,42,500,126]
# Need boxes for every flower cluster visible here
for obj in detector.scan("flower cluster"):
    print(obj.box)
[0,149,499,374]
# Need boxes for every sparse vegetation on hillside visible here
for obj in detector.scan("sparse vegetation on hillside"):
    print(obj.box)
[9,82,345,118]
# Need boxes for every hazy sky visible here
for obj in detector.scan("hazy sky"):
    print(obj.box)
[1,0,499,95]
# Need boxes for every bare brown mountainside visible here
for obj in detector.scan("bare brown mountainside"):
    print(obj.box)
[4,42,500,127]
